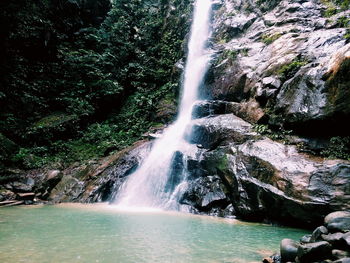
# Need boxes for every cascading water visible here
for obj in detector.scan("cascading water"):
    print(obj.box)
[114,0,212,209]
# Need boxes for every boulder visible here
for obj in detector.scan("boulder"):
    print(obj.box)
[179,175,230,213]
[230,138,350,225]
[280,238,300,262]
[332,250,350,260]
[326,217,350,233]
[334,258,350,263]
[342,232,350,248]
[324,211,350,233]
[0,189,16,202]
[321,232,347,249]
[297,241,332,263]
[325,212,350,225]
[300,234,312,244]
[192,100,240,119]
[189,114,259,149]
[154,95,177,123]
[310,226,328,242]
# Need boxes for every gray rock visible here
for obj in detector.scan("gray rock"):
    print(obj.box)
[234,139,350,224]
[327,218,350,233]
[0,189,16,202]
[297,241,332,263]
[207,0,350,136]
[180,175,229,213]
[262,77,281,89]
[189,114,258,149]
[180,119,350,226]
[192,100,240,119]
[48,141,152,203]
[310,226,328,242]
[321,232,347,248]
[300,234,312,244]
[325,212,350,225]
[342,232,350,248]
[332,250,350,260]
[280,238,300,262]
[334,258,350,263]
[5,180,35,192]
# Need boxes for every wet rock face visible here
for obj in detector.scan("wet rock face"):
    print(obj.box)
[48,141,152,203]
[207,0,350,135]
[0,141,152,205]
[178,114,350,226]
[189,114,258,149]
[179,175,231,214]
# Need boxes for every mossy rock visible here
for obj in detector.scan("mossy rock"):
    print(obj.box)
[25,113,80,144]
[154,94,177,123]
[31,113,78,129]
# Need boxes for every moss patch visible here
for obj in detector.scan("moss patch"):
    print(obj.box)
[32,113,78,129]
[261,33,282,45]
[277,59,308,82]
[321,137,350,160]
[321,0,350,17]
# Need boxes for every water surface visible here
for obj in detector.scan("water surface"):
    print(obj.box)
[0,204,307,263]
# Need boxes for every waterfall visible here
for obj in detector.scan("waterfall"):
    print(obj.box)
[114,0,212,209]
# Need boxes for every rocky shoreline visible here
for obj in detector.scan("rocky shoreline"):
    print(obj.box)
[264,211,350,263]
[1,111,349,229]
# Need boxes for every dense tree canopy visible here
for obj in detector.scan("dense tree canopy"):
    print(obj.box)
[0,0,191,172]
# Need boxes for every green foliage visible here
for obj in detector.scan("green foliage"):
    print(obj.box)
[0,0,190,170]
[241,48,249,56]
[9,80,178,169]
[277,59,308,82]
[344,29,350,40]
[321,0,350,17]
[253,124,292,142]
[225,50,239,60]
[216,48,250,66]
[261,33,282,45]
[324,6,338,17]
[333,0,350,10]
[32,113,77,129]
[337,16,350,27]
[340,18,350,41]
[321,137,350,160]
[12,148,48,169]
[254,124,272,135]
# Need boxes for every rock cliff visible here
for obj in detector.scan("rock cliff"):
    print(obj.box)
[208,0,350,135]
[1,0,349,228]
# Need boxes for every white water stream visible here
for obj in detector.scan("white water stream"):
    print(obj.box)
[114,0,212,209]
